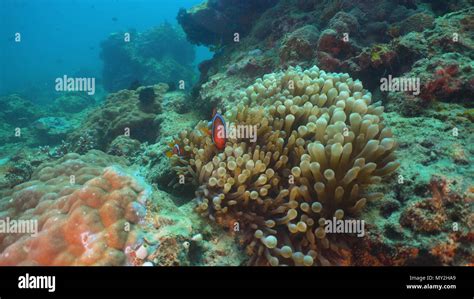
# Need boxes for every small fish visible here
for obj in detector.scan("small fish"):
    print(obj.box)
[210,111,226,150]
[165,143,183,158]
[112,17,118,22]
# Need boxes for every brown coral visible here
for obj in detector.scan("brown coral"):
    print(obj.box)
[171,65,399,266]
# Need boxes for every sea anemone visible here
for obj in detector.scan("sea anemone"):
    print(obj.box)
[171,65,399,266]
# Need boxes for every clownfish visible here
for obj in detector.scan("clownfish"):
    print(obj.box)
[165,142,183,158]
[210,110,226,150]
[197,108,227,150]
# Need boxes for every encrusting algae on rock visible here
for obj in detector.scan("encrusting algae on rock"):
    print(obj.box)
[170,65,400,265]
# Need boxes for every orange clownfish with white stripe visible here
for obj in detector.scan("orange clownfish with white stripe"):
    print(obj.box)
[209,108,226,150]
[165,142,183,158]
[199,108,227,151]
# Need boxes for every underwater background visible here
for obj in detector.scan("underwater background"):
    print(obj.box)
[0,0,472,266]
[0,0,211,97]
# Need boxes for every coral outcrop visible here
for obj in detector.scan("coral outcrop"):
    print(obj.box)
[0,148,54,189]
[100,23,196,92]
[170,66,399,265]
[70,84,167,150]
[385,8,474,114]
[33,117,76,144]
[177,0,278,47]
[279,25,320,63]
[107,136,142,158]
[187,1,472,112]
[0,151,149,265]
[0,94,44,127]
[50,93,96,114]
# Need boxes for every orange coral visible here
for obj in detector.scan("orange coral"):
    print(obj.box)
[0,151,149,266]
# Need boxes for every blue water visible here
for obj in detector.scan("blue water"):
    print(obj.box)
[0,0,212,96]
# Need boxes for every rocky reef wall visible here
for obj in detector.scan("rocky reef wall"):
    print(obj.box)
[166,0,473,266]
[100,23,197,92]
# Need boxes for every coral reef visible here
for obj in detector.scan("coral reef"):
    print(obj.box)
[360,174,473,266]
[0,94,47,147]
[123,188,246,266]
[0,92,95,149]
[33,117,76,144]
[50,93,96,114]
[137,91,203,195]
[1,161,33,189]
[170,65,399,265]
[70,84,167,150]
[177,0,278,47]
[397,12,435,35]
[418,56,472,103]
[385,9,474,113]
[0,148,54,189]
[174,2,472,266]
[107,136,142,158]
[0,0,472,268]
[138,87,156,106]
[350,105,473,266]
[188,2,472,112]
[400,176,452,234]
[100,23,196,92]
[0,149,246,266]
[0,94,44,127]
[279,25,320,64]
